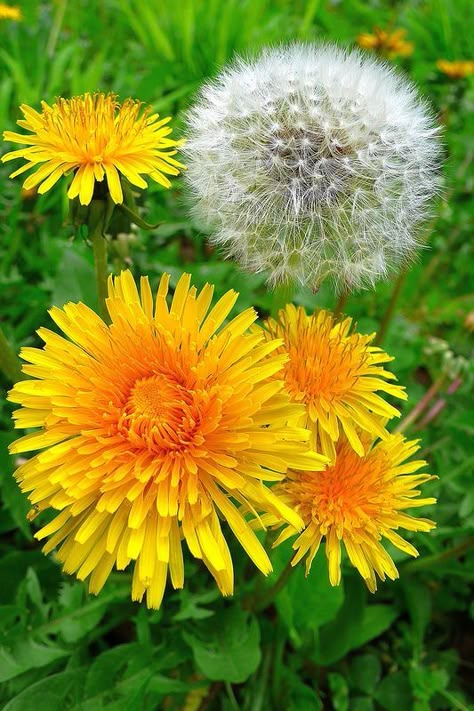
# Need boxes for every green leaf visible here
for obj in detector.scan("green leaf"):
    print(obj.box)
[173,588,219,621]
[85,643,143,697]
[51,242,97,308]
[350,697,375,711]
[271,541,344,643]
[401,579,432,656]
[183,607,261,683]
[0,550,61,605]
[56,582,108,644]
[0,432,31,538]
[375,671,413,711]
[3,669,86,711]
[0,639,69,683]
[349,654,382,695]
[409,665,449,704]
[312,577,399,665]
[348,605,399,649]
[328,672,350,711]
[289,682,323,711]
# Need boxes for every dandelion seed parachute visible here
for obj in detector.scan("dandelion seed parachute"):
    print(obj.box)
[8,271,327,608]
[184,43,441,291]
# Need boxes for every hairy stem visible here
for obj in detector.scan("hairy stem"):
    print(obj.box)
[374,269,407,346]
[334,288,349,317]
[0,325,22,383]
[91,227,109,322]
[403,537,474,573]
[394,374,446,433]
[246,560,295,612]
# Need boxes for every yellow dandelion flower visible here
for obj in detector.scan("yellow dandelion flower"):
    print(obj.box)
[2,92,183,206]
[357,27,414,59]
[261,305,407,461]
[270,431,436,592]
[436,59,474,79]
[0,3,22,20]
[8,271,326,609]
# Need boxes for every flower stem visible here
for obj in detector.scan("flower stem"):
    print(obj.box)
[403,537,474,573]
[334,288,349,317]
[271,282,295,318]
[394,374,446,434]
[0,325,22,383]
[374,269,407,346]
[91,226,109,322]
[246,560,295,612]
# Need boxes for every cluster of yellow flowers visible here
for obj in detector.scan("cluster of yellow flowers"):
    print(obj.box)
[3,92,435,609]
[436,59,474,79]
[357,27,414,59]
[357,27,473,79]
[7,273,435,608]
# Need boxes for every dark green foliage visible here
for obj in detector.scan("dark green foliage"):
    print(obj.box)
[0,0,473,709]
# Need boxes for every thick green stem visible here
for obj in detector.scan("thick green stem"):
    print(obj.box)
[246,560,295,613]
[403,537,474,573]
[374,269,407,346]
[91,227,109,322]
[270,282,295,318]
[0,325,22,383]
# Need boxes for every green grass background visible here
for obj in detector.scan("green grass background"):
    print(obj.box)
[0,1,473,709]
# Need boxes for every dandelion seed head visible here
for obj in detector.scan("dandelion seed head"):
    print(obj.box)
[184,43,441,291]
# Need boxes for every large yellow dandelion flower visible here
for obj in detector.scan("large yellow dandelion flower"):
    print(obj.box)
[2,92,183,206]
[8,271,326,609]
[270,431,436,592]
[357,27,414,59]
[261,305,407,461]
[0,3,22,20]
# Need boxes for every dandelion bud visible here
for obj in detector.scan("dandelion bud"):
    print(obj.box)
[184,44,441,291]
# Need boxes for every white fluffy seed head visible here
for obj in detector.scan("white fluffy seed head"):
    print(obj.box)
[184,43,442,292]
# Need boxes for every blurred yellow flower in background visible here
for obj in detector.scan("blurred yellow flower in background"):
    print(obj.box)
[436,59,474,79]
[8,271,326,608]
[2,92,183,205]
[357,27,414,59]
[268,431,436,592]
[261,305,406,462]
[0,3,22,20]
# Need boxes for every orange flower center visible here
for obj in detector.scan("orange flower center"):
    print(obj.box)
[288,442,388,537]
[118,374,220,455]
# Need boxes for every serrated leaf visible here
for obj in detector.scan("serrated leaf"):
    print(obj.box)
[0,639,69,683]
[173,588,219,621]
[56,582,107,643]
